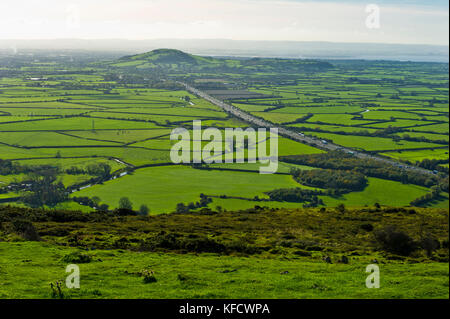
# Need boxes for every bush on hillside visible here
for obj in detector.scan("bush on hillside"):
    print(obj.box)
[374,226,417,256]
[11,219,40,241]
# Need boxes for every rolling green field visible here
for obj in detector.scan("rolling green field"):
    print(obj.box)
[74,165,306,213]
[73,166,448,213]
[321,177,448,208]
[0,50,448,219]
[1,241,448,299]
[306,132,443,151]
[382,149,450,162]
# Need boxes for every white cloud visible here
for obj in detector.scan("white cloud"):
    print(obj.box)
[0,0,448,44]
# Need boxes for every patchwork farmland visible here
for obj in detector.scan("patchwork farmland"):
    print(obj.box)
[0,50,448,213]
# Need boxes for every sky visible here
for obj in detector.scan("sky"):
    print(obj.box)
[0,0,448,45]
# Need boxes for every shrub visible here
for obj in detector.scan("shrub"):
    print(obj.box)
[98,204,109,212]
[116,208,137,216]
[140,269,157,283]
[141,232,226,254]
[374,226,418,256]
[11,219,40,241]
[293,240,323,251]
[61,251,92,263]
[177,274,189,282]
[336,203,346,213]
[50,281,65,299]
[360,223,374,232]
[182,236,226,253]
[226,240,261,255]
[175,203,189,213]
[420,235,440,257]
[279,240,293,248]
[266,188,323,205]
[293,250,312,257]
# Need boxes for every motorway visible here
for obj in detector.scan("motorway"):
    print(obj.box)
[179,82,437,177]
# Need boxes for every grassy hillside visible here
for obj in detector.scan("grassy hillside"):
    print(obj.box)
[0,205,448,299]
[1,241,448,299]
[110,49,333,73]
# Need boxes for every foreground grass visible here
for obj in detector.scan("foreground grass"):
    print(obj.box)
[0,206,448,299]
[0,242,448,299]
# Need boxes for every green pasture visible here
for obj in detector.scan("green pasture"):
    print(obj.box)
[12,157,126,172]
[67,129,172,144]
[321,177,439,207]
[73,165,305,213]
[0,132,119,147]
[412,123,449,134]
[308,132,443,151]
[307,114,373,126]
[0,242,448,299]
[381,148,449,162]
[0,117,160,131]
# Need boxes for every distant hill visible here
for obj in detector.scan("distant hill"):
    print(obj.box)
[114,48,227,66]
[1,39,448,62]
[110,48,334,73]
[119,49,209,64]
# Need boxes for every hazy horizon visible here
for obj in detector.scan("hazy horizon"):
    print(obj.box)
[0,0,448,45]
[2,37,450,46]
[1,38,448,63]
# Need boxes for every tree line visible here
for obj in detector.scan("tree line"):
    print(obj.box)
[281,151,447,191]
[290,168,368,193]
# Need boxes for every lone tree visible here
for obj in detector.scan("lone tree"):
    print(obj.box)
[139,204,150,216]
[119,197,133,210]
